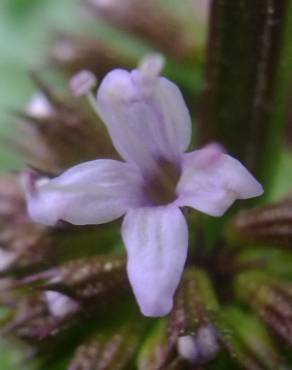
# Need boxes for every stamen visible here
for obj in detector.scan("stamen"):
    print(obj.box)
[69,70,103,122]
[69,70,97,97]
[138,53,165,79]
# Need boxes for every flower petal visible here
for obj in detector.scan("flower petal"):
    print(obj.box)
[122,205,188,317]
[97,60,192,174]
[25,160,145,226]
[176,146,264,216]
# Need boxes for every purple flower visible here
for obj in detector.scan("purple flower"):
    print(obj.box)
[24,55,263,317]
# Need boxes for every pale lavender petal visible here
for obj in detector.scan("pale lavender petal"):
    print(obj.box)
[122,205,188,317]
[24,160,145,226]
[176,146,264,216]
[96,59,192,174]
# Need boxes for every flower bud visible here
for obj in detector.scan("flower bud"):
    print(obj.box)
[51,33,132,78]
[235,271,292,346]
[87,0,196,60]
[0,174,27,225]
[19,80,118,174]
[177,325,219,364]
[137,320,175,370]
[170,268,219,338]
[137,268,219,370]
[23,255,129,309]
[169,268,220,366]
[0,174,106,275]
[4,293,72,340]
[0,224,52,273]
[230,197,292,248]
[68,320,143,370]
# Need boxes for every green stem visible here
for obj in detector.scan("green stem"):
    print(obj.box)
[199,0,290,192]
[262,0,292,196]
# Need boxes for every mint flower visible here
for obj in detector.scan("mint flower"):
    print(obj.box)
[24,55,263,317]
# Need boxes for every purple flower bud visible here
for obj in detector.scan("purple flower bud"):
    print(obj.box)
[177,325,219,364]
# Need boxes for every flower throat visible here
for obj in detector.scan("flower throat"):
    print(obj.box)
[143,159,181,205]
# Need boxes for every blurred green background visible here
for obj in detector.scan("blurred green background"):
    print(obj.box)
[0,0,79,172]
